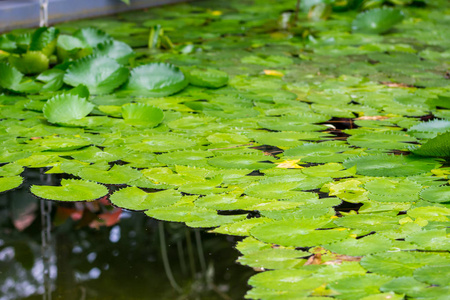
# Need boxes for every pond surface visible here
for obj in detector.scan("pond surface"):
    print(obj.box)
[0,0,449,299]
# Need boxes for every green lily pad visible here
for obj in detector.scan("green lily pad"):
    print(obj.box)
[208,154,276,170]
[251,219,349,247]
[73,27,112,48]
[343,155,440,177]
[323,234,393,256]
[93,40,134,65]
[352,8,404,34]
[328,275,392,300]
[360,252,450,277]
[414,264,450,286]
[405,229,450,251]
[43,93,94,124]
[412,132,450,158]
[185,68,228,88]
[122,63,188,97]
[63,55,129,94]
[121,103,164,127]
[347,132,417,150]
[30,179,108,201]
[419,185,450,203]
[29,27,59,56]
[0,176,23,193]
[8,51,49,74]
[110,187,181,211]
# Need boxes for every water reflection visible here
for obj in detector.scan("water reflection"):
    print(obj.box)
[0,170,254,300]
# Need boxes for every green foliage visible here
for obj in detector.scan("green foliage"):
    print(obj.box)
[63,55,129,94]
[122,63,188,97]
[30,179,108,201]
[352,8,405,34]
[1,0,449,298]
[43,93,94,124]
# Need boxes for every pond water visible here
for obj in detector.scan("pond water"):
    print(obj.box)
[0,170,254,300]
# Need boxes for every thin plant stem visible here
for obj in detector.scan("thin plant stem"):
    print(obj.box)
[194,229,207,275]
[185,228,196,279]
[158,222,183,293]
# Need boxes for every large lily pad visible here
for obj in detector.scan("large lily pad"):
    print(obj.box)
[122,63,188,97]
[31,179,108,202]
[63,55,129,94]
[43,93,94,124]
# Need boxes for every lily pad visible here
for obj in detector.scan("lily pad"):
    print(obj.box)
[0,176,23,193]
[121,103,164,127]
[30,179,108,202]
[185,68,228,88]
[43,93,94,124]
[122,63,188,97]
[352,8,404,34]
[63,55,129,94]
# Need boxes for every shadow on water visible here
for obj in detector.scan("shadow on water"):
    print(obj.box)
[0,169,255,300]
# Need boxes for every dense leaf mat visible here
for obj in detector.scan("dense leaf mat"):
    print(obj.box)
[0,0,449,299]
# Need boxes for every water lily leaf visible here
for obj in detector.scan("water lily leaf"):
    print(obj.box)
[365,178,422,202]
[407,206,450,222]
[414,264,450,286]
[419,185,450,203]
[73,27,112,48]
[56,35,90,61]
[380,277,429,296]
[284,143,357,163]
[213,217,272,236]
[127,134,198,152]
[323,234,393,256]
[36,69,65,91]
[347,132,416,150]
[238,247,308,270]
[93,40,134,65]
[261,207,334,220]
[208,154,276,169]
[334,214,400,231]
[352,8,404,34]
[0,163,24,177]
[121,103,164,127]
[30,179,108,201]
[412,132,450,158]
[405,229,450,251]
[78,164,142,184]
[156,150,213,167]
[302,163,356,178]
[122,63,188,97]
[0,62,23,91]
[185,68,228,88]
[360,252,450,277]
[29,27,59,56]
[25,136,91,151]
[241,55,293,67]
[110,187,181,211]
[343,155,440,177]
[248,131,331,148]
[43,93,94,124]
[408,119,450,135]
[0,176,23,193]
[63,55,129,94]
[328,275,392,300]
[8,51,49,74]
[251,219,348,247]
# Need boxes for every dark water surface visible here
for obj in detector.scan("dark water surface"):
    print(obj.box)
[0,170,254,300]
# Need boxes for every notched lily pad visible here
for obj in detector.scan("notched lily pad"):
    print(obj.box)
[43,93,94,124]
[30,179,108,201]
[185,68,228,88]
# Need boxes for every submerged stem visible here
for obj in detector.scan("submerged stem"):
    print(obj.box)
[158,222,183,293]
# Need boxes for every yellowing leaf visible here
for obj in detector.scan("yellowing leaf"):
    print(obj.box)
[276,159,303,169]
[263,70,285,77]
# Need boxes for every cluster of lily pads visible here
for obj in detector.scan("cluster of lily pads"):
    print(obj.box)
[0,0,449,299]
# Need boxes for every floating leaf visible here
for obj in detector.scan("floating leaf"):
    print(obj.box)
[419,185,450,203]
[360,252,450,277]
[63,55,129,94]
[185,68,228,88]
[43,93,94,124]
[29,27,59,56]
[414,264,450,286]
[110,187,181,211]
[8,51,49,74]
[122,63,188,97]
[323,234,393,256]
[347,132,416,150]
[412,132,450,158]
[343,155,440,177]
[73,27,112,48]
[0,176,23,193]
[251,219,348,247]
[208,154,276,170]
[121,103,164,127]
[352,8,404,34]
[328,275,392,300]
[31,179,108,201]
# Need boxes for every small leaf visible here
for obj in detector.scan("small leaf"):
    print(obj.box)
[121,103,164,127]
[185,68,228,88]
[0,176,23,193]
[8,51,49,74]
[43,93,94,124]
